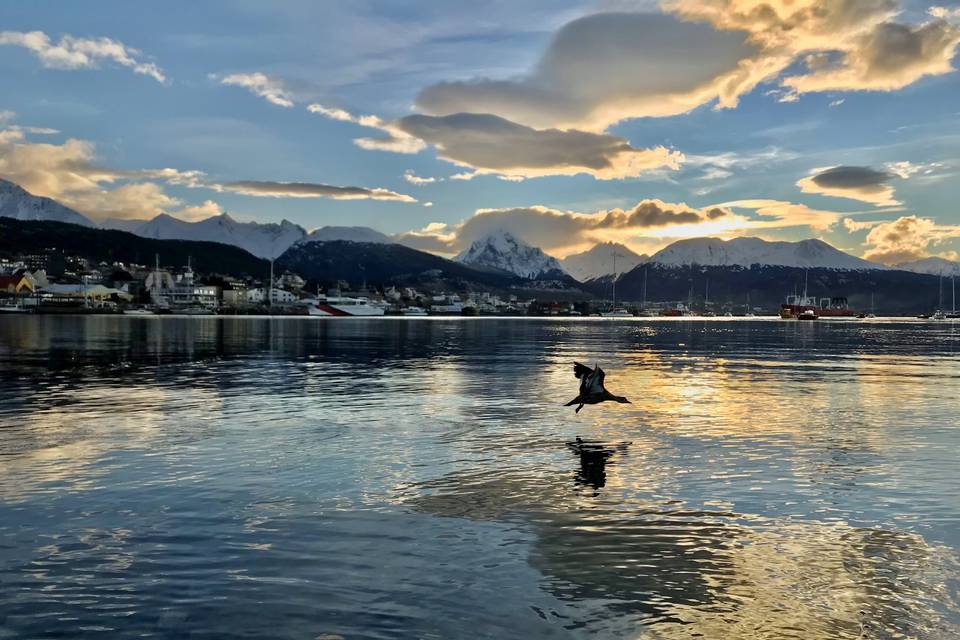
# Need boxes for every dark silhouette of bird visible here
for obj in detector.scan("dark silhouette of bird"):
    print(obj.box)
[565,362,630,413]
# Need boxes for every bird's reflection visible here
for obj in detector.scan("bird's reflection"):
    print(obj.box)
[567,437,630,494]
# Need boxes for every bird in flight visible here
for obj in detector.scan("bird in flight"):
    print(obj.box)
[565,362,630,413]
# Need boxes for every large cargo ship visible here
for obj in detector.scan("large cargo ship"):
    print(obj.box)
[779,294,855,319]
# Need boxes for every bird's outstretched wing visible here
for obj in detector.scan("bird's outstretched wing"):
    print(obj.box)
[586,366,605,394]
[573,362,593,379]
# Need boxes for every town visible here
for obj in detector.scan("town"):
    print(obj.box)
[0,249,755,317]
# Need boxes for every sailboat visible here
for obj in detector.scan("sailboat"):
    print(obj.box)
[947,276,960,319]
[601,249,632,317]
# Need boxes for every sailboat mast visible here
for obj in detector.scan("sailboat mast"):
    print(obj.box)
[642,267,647,310]
[953,275,956,314]
[612,249,616,309]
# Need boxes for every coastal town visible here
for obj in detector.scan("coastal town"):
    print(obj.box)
[0,250,566,317]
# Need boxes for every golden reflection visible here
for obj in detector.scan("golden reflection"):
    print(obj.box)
[0,382,223,502]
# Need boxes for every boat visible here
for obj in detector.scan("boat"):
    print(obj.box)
[797,309,818,320]
[176,306,216,316]
[0,302,31,314]
[123,307,155,316]
[402,306,428,316]
[310,295,386,317]
[600,248,632,318]
[931,310,947,321]
[779,270,855,319]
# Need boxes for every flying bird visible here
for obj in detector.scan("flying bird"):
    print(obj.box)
[565,362,630,413]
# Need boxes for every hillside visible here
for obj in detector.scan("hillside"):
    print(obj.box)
[590,263,945,314]
[278,239,527,290]
[561,242,647,281]
[0,217,268,278]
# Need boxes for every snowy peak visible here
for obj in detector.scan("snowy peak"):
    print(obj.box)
[299,226,391,244]
[649,237,887,271]
[561,242,647,282]
[136,213,307,259]
[895,257,960,276]
[454,229,566,279]
[0,178,94,227]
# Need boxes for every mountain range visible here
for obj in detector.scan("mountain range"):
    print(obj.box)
[135,213,307,259]
[5,176,960,302]
[560,242,647,281]
[0,179,95,228]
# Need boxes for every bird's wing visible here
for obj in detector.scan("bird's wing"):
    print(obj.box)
[573,362,593,379]
[587,367,606,394]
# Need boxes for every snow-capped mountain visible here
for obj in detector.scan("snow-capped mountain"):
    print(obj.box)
[561,242,647,282]
[136,213,306,259]
[299,226,391,244]
[99,217,149,233]
[0,178,94,227]
[894,257,960,276]
[454,229,567,279]
[649,237,887,271]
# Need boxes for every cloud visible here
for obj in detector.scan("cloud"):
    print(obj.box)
[0,130,194,220]
[374,113,683,180]
[218,180,416,202]
[170,199,223,222]
[884,160,945,179]
[1,125,415,222]
[797,165,899,206]
[930,6,960,21]
[862,215,960,264]
[414,13,758,131]
[782,20,960,95]
[395,199,733,256]
[411,4,959,133]
[842,217,884,232]
[307,103,426,153]
[718,199,842,231]
[0,30,166,82]
[403,170,438,185]
[219,72,294,107]
[829,98,846,107]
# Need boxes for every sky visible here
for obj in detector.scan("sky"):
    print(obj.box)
[1,0,959,263]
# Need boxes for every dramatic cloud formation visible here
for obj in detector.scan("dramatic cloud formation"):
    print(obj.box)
[220,72,294,107]
[366,113,683,180]
[797,165,899,206]
[0,30,166,82]
[862,215,960,264]
[411,4,959,133]
[783,20,960,94]
[669,0,960,98]
[219,180,416,202]
[415,13,757,131]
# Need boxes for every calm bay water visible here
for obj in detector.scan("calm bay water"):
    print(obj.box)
[1,316,960,639]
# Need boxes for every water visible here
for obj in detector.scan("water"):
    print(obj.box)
[1,316,959,639]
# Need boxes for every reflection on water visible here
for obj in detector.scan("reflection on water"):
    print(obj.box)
[1,316,960,638]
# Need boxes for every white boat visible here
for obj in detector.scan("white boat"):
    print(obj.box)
[601,309,633,317]
[402,306,428,316]
[931,310,947,321]
[123,307,155,316]
[0,303,31,314]
[311,296,386,317]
